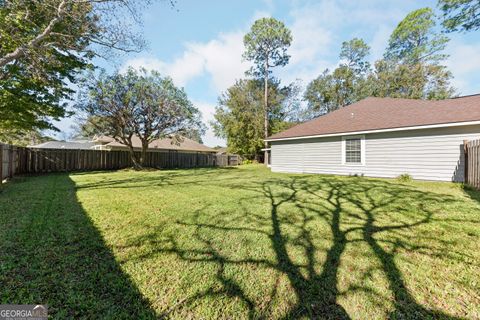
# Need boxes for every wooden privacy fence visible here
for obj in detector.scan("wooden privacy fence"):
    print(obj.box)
[1,143,240,181]
[464,139,480,189]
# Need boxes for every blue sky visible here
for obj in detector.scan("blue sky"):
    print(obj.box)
[55,0,480,146]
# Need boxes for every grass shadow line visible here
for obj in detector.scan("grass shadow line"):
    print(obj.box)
[0,174,156,318]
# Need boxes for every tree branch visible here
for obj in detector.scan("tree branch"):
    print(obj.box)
[0,0,67,68]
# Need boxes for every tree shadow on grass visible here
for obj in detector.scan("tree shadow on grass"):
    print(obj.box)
[74,166,241,191]
[261,177,467,319]
[126,174,470,319]
[0,174,156,319]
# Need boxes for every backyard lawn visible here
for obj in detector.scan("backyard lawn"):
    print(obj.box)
[0,165,479,319]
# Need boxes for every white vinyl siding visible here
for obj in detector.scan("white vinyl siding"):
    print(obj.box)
[270,125,480,182]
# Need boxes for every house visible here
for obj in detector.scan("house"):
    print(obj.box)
[30,135,216,154]
[215,147,228,155]
[91,135,216,153]
[265,94,480,182]
[28,140,95,150]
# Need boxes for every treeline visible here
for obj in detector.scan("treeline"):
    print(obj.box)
[305,7,453,117]
[212,2,480,160]
[0,0,478,162]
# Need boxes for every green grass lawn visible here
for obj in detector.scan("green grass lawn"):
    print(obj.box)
[1,165,479,319]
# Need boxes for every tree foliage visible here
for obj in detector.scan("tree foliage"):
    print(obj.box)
[440,0,480,32]
[340,38,371,75]
[76,68,204,169]
[385,8,449,64]
[304,7,455,116]
[212,79,300,160]
[304,38,371,116]
[368,60,454,100]
[0,0,165,136]
[373,7,454,99]
[243,17,292,163]
[243,18,292,78]
[0,128,55,146]
[71,115,110,139]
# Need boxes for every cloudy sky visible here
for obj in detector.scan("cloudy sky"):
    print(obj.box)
[55,0,480,146]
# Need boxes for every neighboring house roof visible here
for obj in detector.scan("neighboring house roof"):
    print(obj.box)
[215,147,228,154]
[29,141,95,150]
[94,135,216,153]
[267,94,480,141]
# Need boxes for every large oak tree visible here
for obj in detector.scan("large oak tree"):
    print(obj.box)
[77,68,204,169]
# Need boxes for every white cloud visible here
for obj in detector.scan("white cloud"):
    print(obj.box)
[193,101,225,147]
[123,31,249,92]
[122,54,205,87]
[187,32,250,92]
[117,0,480,146]
[370,24,391,61]
[251,10,272,21]
[289,13,332,65]
[261,0,274,12]
[122,57,167,72]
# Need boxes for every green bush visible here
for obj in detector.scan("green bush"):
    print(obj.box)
[242,159,259,165]
[397,173,413,182]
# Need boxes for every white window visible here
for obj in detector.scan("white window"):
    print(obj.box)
[342,135,365,165]
[345,138,361,163]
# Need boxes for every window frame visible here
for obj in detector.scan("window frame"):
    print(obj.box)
[341,135,365,166]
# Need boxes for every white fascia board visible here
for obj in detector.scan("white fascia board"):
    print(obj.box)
[265,120,480,142]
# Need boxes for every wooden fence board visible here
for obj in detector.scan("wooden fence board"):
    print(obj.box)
[0,144,240,182]
[465,139,480,189]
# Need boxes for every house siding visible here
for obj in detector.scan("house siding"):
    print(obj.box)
[270,125,480,182]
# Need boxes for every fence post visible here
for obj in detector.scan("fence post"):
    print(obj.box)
[464,140,469,184]
[8,145,14,178]
[0,144,3,181]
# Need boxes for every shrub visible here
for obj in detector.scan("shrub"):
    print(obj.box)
[460,183,475,191]
[397,173,413,182]
[242,159,258,165]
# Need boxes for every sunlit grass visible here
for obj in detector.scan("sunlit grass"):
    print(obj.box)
[1,165,479,319]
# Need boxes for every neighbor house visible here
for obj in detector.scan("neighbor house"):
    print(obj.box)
[266,95,480,182]
[30,136,216,154]
[28,139,95,150]
[91,135,216,154]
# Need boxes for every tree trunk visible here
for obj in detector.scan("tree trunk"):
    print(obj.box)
[126,143,142,170]
[128,147,142,170]
[263,59,269,165]
[140,141,149,168]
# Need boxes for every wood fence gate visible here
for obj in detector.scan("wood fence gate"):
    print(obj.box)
[1,143,240,182]
[464,139,480,189]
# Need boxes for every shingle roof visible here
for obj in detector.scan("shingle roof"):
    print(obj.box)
[29,141,95,150]
[95,135,216,153]
[267,94,480,140]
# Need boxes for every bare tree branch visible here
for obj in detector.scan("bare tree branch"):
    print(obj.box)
[0,0,67,68]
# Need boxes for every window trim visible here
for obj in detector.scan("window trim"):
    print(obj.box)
[341,135,365,166]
